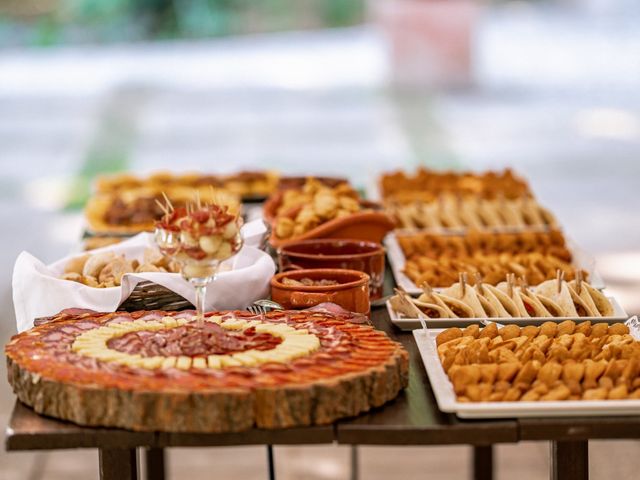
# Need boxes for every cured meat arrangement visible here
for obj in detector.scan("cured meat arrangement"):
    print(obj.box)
[6,309,409,432]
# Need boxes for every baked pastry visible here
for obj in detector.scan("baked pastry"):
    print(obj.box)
[60,248,179,288]
[391,275,614,319]
[386,195,557,231]
[380,168,532,203]
[436,321,640,402]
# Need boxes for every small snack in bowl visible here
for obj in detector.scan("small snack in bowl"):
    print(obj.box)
[272,179,362,240]
[282,277,340,287]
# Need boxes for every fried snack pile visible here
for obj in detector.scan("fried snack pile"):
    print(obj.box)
[436,321,640,402]
[95,171,279,198]
[274,179,362,240]
[387,195,557,231]
[404,253,580,288]
[380,168,531,203]
[391,277,613,320]
[60,248,179,288]
[399,230,577,288]
[398,230,571,260]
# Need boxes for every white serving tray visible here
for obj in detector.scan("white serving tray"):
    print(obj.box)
[384,232,606,295]
[413,318,640,418]
[387,297,628,331]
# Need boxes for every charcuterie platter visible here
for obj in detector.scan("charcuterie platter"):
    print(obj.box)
[6,309,408,432]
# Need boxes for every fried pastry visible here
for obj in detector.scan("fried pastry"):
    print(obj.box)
[436,322,640,403]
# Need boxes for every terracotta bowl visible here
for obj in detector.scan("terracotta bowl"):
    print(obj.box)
[270,268,370,315]
[264,192,394,248]
[278,239,386,299]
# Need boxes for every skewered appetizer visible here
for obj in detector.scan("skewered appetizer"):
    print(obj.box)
[60,248,179,288]
[391,272,614,320]
[436,320,640,402]
[155,202,243,280]
[380,168,531,203]
[387,195,557,231]
[85,185,240,234]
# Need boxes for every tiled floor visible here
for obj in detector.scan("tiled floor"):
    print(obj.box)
[3,4,640,479]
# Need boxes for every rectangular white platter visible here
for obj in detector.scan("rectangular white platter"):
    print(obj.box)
[387,298,628,331]
[413,321,640,418]
[384,232,606,295]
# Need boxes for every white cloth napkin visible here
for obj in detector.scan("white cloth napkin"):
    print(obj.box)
[12,220,275,332]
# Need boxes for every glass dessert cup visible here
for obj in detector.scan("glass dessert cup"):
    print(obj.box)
[155,225,243,328]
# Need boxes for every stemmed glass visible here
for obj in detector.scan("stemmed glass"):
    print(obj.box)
[155,208,243,329]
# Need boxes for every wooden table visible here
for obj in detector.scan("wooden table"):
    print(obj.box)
[6,308,640,480]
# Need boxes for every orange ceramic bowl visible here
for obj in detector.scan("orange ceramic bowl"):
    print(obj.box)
[270,268,370,315]
[277,239,386,299]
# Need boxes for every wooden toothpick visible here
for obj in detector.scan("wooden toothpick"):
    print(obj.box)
[576,270,583,294]
[459,272,467,296]
[155,198,170,217]
[161,191,174,212]
[556,269,564,294]
[475,272,484,295]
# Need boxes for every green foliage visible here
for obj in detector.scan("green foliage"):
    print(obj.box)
[0,0,366,46]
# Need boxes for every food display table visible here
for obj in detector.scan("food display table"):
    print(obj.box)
[7,305,640,480]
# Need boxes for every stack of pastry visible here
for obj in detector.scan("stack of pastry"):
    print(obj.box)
[391,273,613,319]
[387,195,557,231]
[380,168,531,203]
[436,320,640,402]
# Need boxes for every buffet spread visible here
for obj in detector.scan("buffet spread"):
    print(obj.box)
[6,166,638,434]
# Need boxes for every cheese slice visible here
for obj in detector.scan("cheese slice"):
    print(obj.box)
[176,356,192,370]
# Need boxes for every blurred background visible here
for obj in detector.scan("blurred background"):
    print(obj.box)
[2,0,640,478]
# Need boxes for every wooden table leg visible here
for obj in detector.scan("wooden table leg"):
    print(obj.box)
[145,448,166,480]
[472,445,493,480]
[267,445,275,480]
[99,448,138,480]
[550,440,588,480]
[350,445,359,480]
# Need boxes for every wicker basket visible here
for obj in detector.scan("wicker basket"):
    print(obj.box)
[118,281,193,312]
